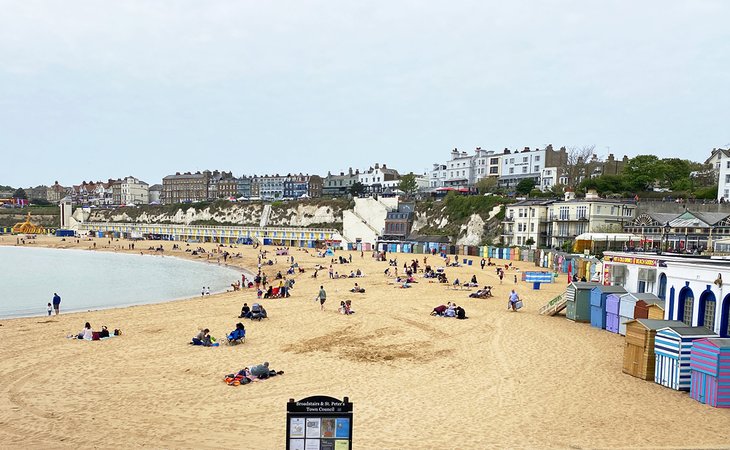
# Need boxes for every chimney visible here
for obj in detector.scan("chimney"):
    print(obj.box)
[524,147,530,152]
[564,190,576,201]
[382,164,387,169]
[585,189,599,200]
[374,163,380,169]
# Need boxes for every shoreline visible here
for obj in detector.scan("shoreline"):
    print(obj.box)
[0,236,255,321]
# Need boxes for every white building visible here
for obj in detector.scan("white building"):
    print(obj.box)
[121,176,149,205]
[357,163,399,194]
[148,184,162,204]
[498,147,545,190]
[429,147,501,189]
[603,251,730,337]
[706,148,730,201]
[501,199,555,247]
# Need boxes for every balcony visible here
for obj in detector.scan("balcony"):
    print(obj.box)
[503,216,514,222]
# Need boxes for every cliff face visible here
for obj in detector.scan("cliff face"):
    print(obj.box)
[411,197,505,246]
[86,200,350,229]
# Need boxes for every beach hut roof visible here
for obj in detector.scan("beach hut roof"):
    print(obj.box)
[658,326,717,337]
[592,285,627,293]
[629,319,685,330]
[621,292,660,302]
[704,338,730,348]
[570,282,600,289]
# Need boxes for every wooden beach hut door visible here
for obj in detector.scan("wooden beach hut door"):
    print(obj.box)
[698,288,717,332]
[678,284,695,326]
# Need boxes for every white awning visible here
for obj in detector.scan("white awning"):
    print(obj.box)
[575,233,643,241]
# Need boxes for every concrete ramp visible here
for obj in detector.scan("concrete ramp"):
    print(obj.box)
[259,204,271,227]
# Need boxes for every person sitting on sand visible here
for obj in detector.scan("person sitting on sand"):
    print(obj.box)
[345,299,354,314]
[431,304,447,316]
[77,322,93,340]
[227,323,246,342]
[350,283,365,293]
[444,303,456,317]
[471,275,478,284]
[239,303,251,318]
[192,328,214,346]
[99,325,110,338]
[356,268,362,277]
[455,305,467,320]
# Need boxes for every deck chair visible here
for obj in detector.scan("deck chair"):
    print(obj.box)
[227,326,246,345]
[250,303,264,321]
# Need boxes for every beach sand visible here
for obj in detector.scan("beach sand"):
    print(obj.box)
[0,235,728,449]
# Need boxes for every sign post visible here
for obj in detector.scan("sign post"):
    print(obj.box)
[286,396,353,450]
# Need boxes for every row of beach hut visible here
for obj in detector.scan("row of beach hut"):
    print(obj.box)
[562,282,730,407]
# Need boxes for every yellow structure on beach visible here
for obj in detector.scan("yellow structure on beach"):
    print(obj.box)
[12,213,46,234]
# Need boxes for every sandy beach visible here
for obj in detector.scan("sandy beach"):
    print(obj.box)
[0,235,728,449]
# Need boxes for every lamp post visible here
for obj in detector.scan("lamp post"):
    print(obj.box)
[663,223,671,253]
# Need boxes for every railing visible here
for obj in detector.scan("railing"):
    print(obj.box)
[79,222,339,235]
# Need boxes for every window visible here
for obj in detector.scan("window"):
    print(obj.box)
[523,157,528,162]
[535,155,540,161]
[490,167,498,174]
[510,158,514,164]
[559,206,569,220]
[509,168,514,174]
[490,158,498,164]
[534,166,540,172]
[577,206,587,219]
[530,223,535,232]
[725,174,730,183]
[727,161,730,169]
[522,167,527,173]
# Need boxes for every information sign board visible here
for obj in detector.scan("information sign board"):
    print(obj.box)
[286,396,353,450]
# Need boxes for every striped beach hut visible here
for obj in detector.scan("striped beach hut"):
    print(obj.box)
[623,319,684,380]
[566,282,600,323]
[690,338,730,407]
[605,293,622,333]
[590,285,627,330]
[654,326,717,391]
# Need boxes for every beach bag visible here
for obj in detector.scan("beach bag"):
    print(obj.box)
[92,331,101,341]
[515,300,524,310]
[114,329,122,336]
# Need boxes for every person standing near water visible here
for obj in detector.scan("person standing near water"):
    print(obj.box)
[52,293,61,315]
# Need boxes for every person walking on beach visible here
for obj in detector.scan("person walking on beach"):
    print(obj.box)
[317,286,327,311]
[498,270,504,284]
[480,258,486,270]
[508,289,520,311]
[329,265,334,279]
[52,293,61,315]
[47,302,52,316]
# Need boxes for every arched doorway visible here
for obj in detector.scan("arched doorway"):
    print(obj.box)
[658,273,667,300]
[697,287,717,331]
[677,284,695,326]
[668,286,675,321]
[721,294,730,338]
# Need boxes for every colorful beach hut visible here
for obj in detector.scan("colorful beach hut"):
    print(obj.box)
[590,285,627,330]
[619,293,660,336]
[647,300,666,320]
[689,338,730,407]
[623,319,684,380]
[566,282,600,323]
[606,293,622,334]
[654,326,718,391]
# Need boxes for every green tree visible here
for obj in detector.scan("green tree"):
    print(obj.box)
[515,179,536,195]
[475,176,498,194]
[397,174,419,198]
[659,158,693,190]
[349,181,366,196]
[525,237,535,247]
[12,188,27,199]
[623,155,661,191]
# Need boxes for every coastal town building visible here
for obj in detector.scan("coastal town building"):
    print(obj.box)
[357,163,399,194]
[283,174,323,199]
[46,182,68,204]
[252,174,286,200]
[237,176,252,199]
[215,176,239,199]
[111,179,123,205]
[546,190,636,248]
[623,210,730,253]
[381,202,415,241]
[429,147,501,189]
[498,147,546,190]
[501,199,555,247]
[148,184,163,204]
[323,169,359,197]
[161,172,210,204]
[602,251,730,337]
[71,180,116,206]
[706,148,730,202]
[25,185,48,201]
[121,176,149,205]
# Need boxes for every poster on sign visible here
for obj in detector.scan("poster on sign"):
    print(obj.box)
[286,396,353,450]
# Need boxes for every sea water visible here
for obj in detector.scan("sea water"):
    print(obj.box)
[0,246,244,318]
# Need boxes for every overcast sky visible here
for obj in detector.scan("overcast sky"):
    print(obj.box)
[1,0,728,187]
